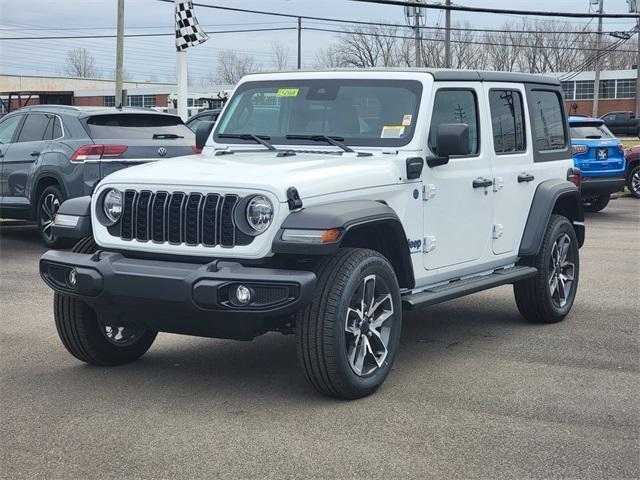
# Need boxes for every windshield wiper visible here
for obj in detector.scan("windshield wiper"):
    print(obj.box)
[218,133,276,151]
[153,133,183,139]
[285,134,354,153]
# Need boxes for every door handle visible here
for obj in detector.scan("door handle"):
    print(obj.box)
[517,173,535,183]
[30,151,41,157]
[472,177,493,189]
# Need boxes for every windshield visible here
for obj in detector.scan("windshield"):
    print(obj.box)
[214,79,422,148]
[570,123,614,140]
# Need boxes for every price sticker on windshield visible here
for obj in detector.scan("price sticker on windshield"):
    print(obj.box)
[381,126,405,138]
[277,88,299,97]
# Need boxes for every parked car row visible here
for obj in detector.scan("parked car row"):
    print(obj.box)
[601,111,640,138]
[0,105,196,246]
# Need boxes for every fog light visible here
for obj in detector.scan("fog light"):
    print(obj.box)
[67,268,77,288]
[235,285,252,304]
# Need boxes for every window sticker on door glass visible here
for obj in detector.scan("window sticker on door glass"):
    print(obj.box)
[277,88,299,97]
[402,114,413,126]
[381,126,405,138]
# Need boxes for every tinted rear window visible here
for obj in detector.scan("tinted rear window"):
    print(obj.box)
[86,114,193,139]
[570,123,614,139]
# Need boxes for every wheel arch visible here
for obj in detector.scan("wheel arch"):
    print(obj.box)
[272,200,415,289]
[519,179,585,257]
[31,173,68,217]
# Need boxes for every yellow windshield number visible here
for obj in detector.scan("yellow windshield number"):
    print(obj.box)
[277,88,299,97]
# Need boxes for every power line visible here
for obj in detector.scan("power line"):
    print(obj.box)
[0,26,296,41]
[303,26,638,53]
[155,0,632,36]
[346,0,640,19]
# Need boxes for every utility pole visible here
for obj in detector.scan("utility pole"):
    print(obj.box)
[633,0,640,117]
[115,0,125,108]
[297,17,302,69]
[592,0,604,118]
[405,1,424,67]
[444,0,451,68]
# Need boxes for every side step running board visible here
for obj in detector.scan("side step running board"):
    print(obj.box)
[402,266,537,311]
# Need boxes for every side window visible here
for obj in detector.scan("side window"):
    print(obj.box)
[43,116,63,140]
[489,90,526,154]
[0,114,23,145]
[16,114,51,143]
[528,90,567,152]
[429,89,479,156]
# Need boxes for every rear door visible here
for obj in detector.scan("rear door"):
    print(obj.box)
[2,113,53,210]
[484,83,537,255]
[82,113,196,179]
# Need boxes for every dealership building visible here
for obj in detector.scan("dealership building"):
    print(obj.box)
[556,69,638,117]
[0,74,231,116]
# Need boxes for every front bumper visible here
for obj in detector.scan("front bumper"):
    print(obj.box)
[580,176,625,197]
[40,251,316,340]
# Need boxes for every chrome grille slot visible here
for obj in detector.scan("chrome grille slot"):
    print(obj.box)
[117,189,254,248]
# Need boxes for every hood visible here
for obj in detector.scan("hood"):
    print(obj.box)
[98,150,403,202]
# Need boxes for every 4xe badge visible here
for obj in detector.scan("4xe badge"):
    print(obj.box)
[157,147,168,157]
[596,148,608,160]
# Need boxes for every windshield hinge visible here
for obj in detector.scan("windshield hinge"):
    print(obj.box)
[286,187,303,211]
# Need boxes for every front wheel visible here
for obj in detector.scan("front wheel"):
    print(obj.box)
[628,165,640,199]
[583,194,610,213]
[296,248,402,399]
[54,236,157,365]
[514,215,580,323]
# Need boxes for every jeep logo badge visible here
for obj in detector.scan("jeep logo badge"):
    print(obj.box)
[596,148,608,161]
[157,147,167,157]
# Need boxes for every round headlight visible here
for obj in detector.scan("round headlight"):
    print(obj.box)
[246,195,273,234]
[103,189,123,225]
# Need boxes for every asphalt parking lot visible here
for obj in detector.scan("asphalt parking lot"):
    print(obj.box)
[1,197,638,480]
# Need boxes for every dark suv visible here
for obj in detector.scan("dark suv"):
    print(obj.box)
[0,105,195,246]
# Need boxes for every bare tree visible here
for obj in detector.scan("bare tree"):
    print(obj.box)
[216,49,261,84]
[64,48,99,78]
[271,40,290,71]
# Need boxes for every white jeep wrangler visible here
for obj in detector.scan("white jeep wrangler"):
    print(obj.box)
[40,70,584,399]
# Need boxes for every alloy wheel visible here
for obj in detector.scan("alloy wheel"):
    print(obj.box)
[40,193,60,241]
[631,169,640,197]
[548,234,575,308]
[345,274,394,377]
[102,325,146,347]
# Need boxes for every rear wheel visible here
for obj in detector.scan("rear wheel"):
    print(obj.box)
[628,165,640,199]
[583,194,610,212]
[37,185,70,248]
[54,236,157,365]
[514,215,579,324]
[296,248,402,399]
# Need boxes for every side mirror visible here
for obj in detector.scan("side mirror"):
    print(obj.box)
[427,123,470,167]
[195,121,215,151]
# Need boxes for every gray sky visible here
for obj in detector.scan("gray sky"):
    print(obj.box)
[0,0,637,83]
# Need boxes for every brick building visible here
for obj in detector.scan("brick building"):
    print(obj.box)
[557,69,638,117]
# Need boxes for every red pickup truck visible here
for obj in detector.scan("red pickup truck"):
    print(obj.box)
[624,145,640,198]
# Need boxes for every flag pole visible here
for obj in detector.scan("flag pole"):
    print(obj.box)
[176,50,188,121]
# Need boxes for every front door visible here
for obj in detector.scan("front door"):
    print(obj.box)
[422,84,494,271]
[0,113,25,201]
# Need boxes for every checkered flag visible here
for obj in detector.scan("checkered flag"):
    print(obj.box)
[175,0,209,51]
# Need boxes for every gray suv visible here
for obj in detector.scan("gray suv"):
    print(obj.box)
[0,105,195,247]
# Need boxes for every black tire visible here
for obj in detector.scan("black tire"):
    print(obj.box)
[514,215,580,324]
[37,185,71,248]
[583,194,610,213]
[53,236,157,366]
[627,165,640,199]
[296,248,402,399]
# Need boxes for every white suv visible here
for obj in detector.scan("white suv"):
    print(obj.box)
[40,70,585,399]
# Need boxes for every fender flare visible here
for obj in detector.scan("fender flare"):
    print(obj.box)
[50,195,93,240]
[272,200,415,288]
[31,170,69,208]
[519,179,585,257]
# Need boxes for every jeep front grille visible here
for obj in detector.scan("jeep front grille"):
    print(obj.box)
[118,189,254,247]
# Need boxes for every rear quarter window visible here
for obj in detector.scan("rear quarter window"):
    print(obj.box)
[85,114,193,139]
[526,87,569,162]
